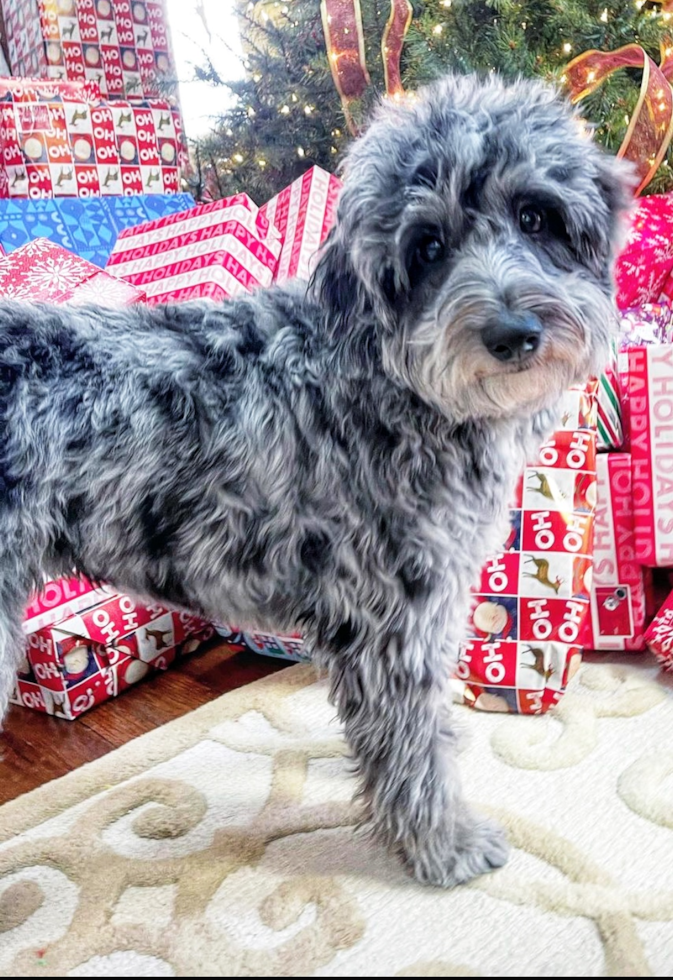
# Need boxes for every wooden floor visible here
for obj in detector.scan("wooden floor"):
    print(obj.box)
[0,643,289,806]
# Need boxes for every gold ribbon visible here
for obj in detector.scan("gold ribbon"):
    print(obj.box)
[564,42,673,195]
[321,0,370,135]
[382,0,413,99]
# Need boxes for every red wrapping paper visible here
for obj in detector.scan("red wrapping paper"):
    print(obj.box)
[644,588,673,670]
[0,77,179,198]
[623,344,673,566]
[588,453,648,651]
[453,383,598,714]
[106,194,282,303]
[614,193,673,309]
[0,237,145,304]
[13,588,214,720]
[260,166,342,284]
[1,0,179,103]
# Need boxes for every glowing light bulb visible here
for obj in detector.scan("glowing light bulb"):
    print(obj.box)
[280,104,290,114]
[297,146,305,157]
[304,104,313,114]
[291,93,298,102]
[600,8,608,22]
[234,153,243,163]
[587,70,596,82]
[563,42,572,54]
[433,24,443,35]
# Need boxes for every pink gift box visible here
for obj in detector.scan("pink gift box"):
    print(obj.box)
[260,166,342,284]
[588,453,648,651]
[106,194,282,303]
[0,238,145,304]
[13,584,214,720]
[623,344,673,566]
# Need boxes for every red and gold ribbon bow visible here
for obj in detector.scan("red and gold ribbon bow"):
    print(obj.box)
[321,0,413,133]
[564,42,673,195]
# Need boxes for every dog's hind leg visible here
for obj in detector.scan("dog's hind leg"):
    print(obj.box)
[328,627,509,887]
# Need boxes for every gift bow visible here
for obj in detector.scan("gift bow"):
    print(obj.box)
[564,42,673,195]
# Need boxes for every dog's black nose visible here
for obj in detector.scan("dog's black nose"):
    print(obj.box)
[481,313,543,363]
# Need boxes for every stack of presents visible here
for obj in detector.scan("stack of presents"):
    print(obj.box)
[4,6,673,723]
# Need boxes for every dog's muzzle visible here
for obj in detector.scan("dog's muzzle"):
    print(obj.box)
[481,312,542,363]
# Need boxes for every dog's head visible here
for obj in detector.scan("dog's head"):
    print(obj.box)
[310,74,634,422]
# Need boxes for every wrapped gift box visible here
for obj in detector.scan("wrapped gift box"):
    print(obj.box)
[597,349,623,452]
[614,193,673,310]
[260,165,342,284]
[0,192,195,266]
[623,344,673,566]
[0,77,180,198]
[0,237,145,303]
[214,625,308,663]
[644,588,673,671]
[13,587,214,720]
[106,193,282,303]
[452,383,598,714]
[23,575,113,634]
[588,453,648,651]
[1,0,179,103]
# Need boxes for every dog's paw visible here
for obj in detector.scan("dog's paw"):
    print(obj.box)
[407,813,509,888]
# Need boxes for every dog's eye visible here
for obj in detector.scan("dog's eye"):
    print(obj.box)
[416,236,445,264]
[519,206,546,235]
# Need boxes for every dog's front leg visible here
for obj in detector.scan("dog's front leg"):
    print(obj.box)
[328,628,509,887]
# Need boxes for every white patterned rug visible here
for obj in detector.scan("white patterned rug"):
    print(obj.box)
[0,657,672,977]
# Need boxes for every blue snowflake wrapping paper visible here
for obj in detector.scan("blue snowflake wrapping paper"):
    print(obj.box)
[0,194,196,268]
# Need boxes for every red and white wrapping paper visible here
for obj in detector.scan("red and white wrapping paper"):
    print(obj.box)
[106,194,282,304]
[260,166,342,284]
[644,588,673,671]
[1,0,179,103]
[0,237,145,304]
[453,383,598,714]
[0,77,124,198]
[13,587,214,720]
[111,98,179,195]
[623,344,673,566]
[23,575,113,634]
[0,77,180,198]
[588,453,648,651]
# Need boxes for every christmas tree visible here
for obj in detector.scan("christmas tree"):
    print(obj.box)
[192,1,673,201]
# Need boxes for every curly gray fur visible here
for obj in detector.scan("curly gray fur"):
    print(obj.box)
[0,74,632,886]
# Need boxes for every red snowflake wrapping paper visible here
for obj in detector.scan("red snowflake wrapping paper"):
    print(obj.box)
[12,589,214,720]
[623,344,673,566]
[260,166,342,284]
[452,383,598,714]
[106,194,282,303]
[588,453,648,651]
[614,193,673,310]
[0,237,145,304]
[644,589,673,670]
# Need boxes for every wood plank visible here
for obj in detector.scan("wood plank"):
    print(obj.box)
[0,642,290,805]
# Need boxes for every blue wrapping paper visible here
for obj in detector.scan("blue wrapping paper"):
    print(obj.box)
[0,194,195,268]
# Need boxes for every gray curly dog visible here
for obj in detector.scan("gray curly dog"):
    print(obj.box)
[0,75,631,886]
